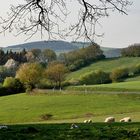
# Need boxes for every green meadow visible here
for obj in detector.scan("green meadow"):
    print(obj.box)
[0,92,140,124]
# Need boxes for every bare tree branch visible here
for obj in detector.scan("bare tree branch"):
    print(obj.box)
[0,0,132,41]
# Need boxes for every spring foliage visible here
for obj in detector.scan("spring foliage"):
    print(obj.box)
[16,63,43,89]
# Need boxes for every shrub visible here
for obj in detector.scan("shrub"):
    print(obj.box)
[0,87,8,96]
[79,70,111,85]
[36,79,54,89]
[3,77,24,93]
[131,64,140,75]
[110,67,129,82]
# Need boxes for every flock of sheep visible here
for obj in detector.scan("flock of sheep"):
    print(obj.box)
[104,116,131,123]
[70,117,131,129]
[83,117,131,123]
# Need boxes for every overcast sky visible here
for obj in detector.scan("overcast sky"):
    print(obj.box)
[0,0,140,48]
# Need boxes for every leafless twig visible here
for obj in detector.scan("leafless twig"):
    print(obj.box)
[0,0,132,41]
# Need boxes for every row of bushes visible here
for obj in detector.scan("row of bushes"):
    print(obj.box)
[1,63,140,94]
[0,77,25,96]
[79,70,111,85]
[74,64,140,85]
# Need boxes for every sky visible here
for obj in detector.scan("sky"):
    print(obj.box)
[0,0,140,48]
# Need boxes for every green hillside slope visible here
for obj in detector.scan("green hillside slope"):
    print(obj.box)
[0,92,140,124]
[67,57,140,81]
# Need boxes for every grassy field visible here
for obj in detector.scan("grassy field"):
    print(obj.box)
[0,123,140,140]
[0,92,140,124]
[67,81,140,92]
[67,57,140,81]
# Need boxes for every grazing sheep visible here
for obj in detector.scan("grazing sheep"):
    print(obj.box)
[0,125,8,129]
[120,117,131,122]
[104,117,115,123]
[84,119,92,123]
[84,120,88,123]
[88,119,92,123]
[70,123,78,129]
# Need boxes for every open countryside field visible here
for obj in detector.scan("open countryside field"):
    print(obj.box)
[67,57,140,81]
[0,92,140,124]
[67,81,140,92]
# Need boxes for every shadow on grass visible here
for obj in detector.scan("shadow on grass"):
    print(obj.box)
[0,123,140,140]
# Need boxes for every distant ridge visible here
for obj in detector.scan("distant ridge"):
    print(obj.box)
[71,41,121,58]
[6,40,78,53]
[2,40,121,58]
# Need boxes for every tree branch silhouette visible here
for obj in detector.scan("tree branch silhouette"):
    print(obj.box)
[0,0,132,41]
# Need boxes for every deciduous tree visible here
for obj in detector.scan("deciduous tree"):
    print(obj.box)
[42,49,56,63]
[45,63,68,88]
[16,63,43,90]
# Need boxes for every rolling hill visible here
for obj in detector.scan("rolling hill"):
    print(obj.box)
[3,40,79,54]
[67,57,140,81]
[1,40,122,58]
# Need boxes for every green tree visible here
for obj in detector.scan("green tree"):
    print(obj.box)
[0,49,5,64]
[16,63,43,90]
[45,63,68,88]
[42,49,56,63]
[0,66,16,82]
[30,49,42,61]
[59,44,104,71]
[121,44,140,57]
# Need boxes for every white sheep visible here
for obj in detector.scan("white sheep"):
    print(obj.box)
[104,117,115,123]
[84,120,88,123]
[84,119,92,123]
[0,125,8,129]
[88,119,92,123]
[70,123,78,129]
[120,117,131,122]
